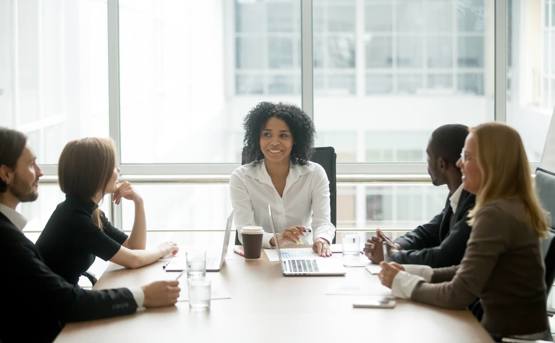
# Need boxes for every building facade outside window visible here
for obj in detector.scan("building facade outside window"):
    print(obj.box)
[0,0,553,232]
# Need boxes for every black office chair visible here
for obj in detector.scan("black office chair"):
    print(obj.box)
[536,168,555,301]
[471,168,555,325]
[544,230,555,300]
[310,147,337,230]
[235,146,337,245]
[499,169,555,343]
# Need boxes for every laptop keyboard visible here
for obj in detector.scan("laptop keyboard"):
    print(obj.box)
[284,259,319,273]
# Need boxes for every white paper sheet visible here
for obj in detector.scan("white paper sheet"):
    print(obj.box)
[365,265,381,275]
[342,255,371,267]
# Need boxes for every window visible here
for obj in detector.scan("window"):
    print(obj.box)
[3,0,553,234]
[365,184,446,228]
[119,0,301,163]
[507,0,555,162]
[314,0,494,164]
[0,0,109,164]
[314,0,356,95]
[121,183,230,230]
[336,183,446,228]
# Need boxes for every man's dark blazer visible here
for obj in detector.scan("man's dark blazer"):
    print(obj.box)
[389,190,476,267]
[0,212,137,343]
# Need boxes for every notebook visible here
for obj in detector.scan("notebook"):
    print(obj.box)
[164,211,233,272]
[267,204,346,276]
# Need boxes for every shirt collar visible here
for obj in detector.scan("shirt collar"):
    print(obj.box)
[250,160,308,187]
[449,184,464,213]
[285,161,305,185]
[0,203,27,230]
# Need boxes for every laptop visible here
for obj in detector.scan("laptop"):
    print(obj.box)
[164,211,233,272]
[268,204,346,276]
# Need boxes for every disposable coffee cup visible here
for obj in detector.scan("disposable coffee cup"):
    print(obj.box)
[241,226,264,259]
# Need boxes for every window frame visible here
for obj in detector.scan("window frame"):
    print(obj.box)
[33,0,532,230]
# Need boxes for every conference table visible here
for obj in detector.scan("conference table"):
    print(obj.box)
[57,246,493,343]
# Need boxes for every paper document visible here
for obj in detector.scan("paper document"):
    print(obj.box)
[342,255,371,267]
[365,265,381,275]
[163,257,187,272]
[330,244,343,253]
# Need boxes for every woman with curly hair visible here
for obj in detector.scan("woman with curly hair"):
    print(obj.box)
[378,123,550,341]
[230,102,334,257]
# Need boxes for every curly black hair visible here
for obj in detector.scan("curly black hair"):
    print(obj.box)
[242,102,315,165]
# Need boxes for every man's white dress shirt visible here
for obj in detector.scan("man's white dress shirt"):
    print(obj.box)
[0,203,27,230]
[230,160,335,248]
[449,184,464,213]
[390,184,465,298]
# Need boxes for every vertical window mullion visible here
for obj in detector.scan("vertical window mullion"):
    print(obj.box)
[494,0,507,123]
[107,0,122,228]
[301,0,314,119]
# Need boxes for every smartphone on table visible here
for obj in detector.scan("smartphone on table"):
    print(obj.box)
[353,296,396,309]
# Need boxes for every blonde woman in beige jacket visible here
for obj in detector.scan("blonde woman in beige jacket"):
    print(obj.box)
[378,122,550,341]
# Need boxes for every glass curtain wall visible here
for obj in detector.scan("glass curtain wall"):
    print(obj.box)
[0,0,553,232]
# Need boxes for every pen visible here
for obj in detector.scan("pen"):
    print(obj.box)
[175,271,184,280]
[382,241,391,262]
[383,235,395,245]
[378,229,396,247]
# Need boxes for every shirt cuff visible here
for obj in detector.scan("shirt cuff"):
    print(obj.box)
[391,271,425,299]
[314,235,330,244]
[403,264,433,282]
[262,232,274,249]
[129,287,145,311]
[313,225,335,245]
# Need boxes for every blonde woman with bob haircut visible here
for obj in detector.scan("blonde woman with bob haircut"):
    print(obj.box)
[37,138,178,285]
[378,123,550,341]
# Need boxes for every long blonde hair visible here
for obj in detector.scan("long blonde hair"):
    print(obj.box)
[468,123,548,237]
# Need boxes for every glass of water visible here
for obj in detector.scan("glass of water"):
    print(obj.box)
[186,250,206,279]
[342,233,361,257]
[188,278,211,311]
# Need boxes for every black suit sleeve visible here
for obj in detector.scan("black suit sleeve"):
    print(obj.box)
[394,210,445,250]
[389,214,471,268]
[13,238,138,323]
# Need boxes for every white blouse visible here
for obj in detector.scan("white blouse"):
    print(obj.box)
[230,160,336,248]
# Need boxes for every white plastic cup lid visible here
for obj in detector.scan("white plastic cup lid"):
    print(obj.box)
[241,226,264,235]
